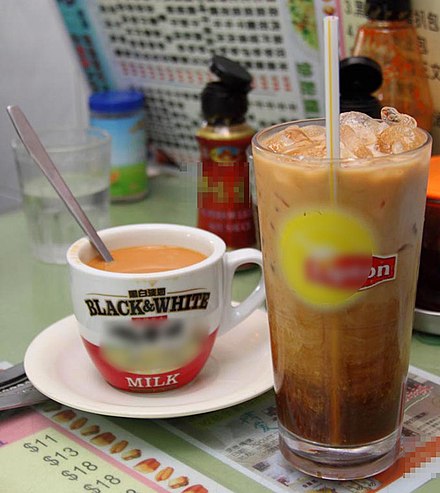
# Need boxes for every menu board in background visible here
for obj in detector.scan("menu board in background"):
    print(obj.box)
[56,0,440,162]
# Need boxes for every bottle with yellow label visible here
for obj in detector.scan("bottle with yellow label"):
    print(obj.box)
[196,56,256,249]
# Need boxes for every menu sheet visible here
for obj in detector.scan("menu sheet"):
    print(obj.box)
[160,365,440,493]
[0,405,231,493]
[1,364,439,493]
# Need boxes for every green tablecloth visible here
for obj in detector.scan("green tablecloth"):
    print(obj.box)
[1,174,439,492]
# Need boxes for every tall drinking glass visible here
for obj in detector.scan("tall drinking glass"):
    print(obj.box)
[13,128,111,264]
[252,118,431,479]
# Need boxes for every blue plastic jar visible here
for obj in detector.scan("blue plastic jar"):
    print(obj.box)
[89,90,148,202]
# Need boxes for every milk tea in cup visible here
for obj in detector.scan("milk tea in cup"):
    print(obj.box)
[67,224,265,393]
[252,108,431,479]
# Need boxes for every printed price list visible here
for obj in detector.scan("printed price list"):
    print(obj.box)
[0,428,153,493]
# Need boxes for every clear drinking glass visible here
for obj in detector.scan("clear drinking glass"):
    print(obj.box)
[13,128,111,264]
[252,118,432,479]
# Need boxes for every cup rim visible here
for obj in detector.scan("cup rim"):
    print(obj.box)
[252,117,432,168]
[11,127,111,154]
[66,224,226,278]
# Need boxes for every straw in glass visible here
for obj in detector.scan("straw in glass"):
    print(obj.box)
[324,15,340,204]
[323,15,342,444]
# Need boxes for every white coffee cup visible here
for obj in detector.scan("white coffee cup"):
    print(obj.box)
[67,224,265,392]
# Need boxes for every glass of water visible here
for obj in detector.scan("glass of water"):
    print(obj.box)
[13,128,111,264]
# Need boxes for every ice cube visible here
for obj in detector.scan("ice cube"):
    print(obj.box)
[264,125,312,153]
[381,107,417,128]
[340,142,357,159]
[375,121,389,135]
[287,140,327,159]
[380,107,401,124]
[377,124,426,154]
[399,114,417,127]
[340,124,373,158]
[340,111,383,145]
[302,125,326,141]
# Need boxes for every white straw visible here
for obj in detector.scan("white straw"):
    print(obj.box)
[324,16,340,205]
[323,17,341,434]
[324,16,340,161]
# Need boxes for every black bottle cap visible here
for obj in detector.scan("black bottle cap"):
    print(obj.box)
[340,57,383,118]
[201,55,253,125]
[210,55,252,92]
[340,57,382,96]
[366,0,411,21]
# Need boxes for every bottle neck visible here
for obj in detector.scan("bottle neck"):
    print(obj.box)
[197,121,255,140]
[364,19,412,30]
[204,115,246,126]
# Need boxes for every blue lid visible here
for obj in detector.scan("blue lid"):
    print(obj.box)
[89,90,145,113]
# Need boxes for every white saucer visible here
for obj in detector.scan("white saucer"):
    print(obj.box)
[24,309,273,418]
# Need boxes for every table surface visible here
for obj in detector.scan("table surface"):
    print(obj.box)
[1,173,439,492]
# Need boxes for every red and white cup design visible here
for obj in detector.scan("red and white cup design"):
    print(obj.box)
[67,224,265,392]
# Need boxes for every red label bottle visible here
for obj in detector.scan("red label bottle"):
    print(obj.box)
[197,124,255,248]
[196,55,256,249]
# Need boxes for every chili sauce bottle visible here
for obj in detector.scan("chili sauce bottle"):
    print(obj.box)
[197,55,256,248]
[352,0,433,130]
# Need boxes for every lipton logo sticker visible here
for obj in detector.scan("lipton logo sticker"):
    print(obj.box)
[361,255,397,289]
[279,210,397,307]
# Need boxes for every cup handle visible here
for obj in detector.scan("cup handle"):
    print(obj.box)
[219,248,266,335]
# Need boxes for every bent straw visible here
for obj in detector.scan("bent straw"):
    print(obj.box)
[324,16,340,203]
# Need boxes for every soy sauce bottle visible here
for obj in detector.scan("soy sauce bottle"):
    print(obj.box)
[196,56,256,249]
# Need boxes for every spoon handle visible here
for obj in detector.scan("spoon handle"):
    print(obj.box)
[7,105,113,263]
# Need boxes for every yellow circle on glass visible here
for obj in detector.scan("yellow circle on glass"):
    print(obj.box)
[279,209,375,306]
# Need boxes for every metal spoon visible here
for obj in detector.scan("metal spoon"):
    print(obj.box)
[7,105,113,263]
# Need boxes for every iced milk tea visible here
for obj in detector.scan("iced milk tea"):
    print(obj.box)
[252,110,431,479]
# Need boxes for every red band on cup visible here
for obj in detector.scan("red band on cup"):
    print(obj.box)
[81,329,218,393]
